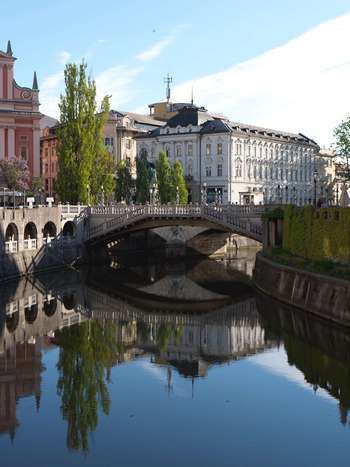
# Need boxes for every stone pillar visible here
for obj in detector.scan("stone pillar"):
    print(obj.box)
[8,128,15,157]
[0,65,3,99]
[0,128,4,159]
[33,126,41,177]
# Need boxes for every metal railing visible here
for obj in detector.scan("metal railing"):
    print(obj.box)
[23,238,37,250]
[5,240,18,253]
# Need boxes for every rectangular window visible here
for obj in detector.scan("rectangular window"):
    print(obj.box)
[217,164,222,177]
[217,143,222,155]
[206,143,211,156]
[45,163,49,174]
[206,166,212,177]
[45,148,48,158]
[126,139,131,149]
[176,145,182,157]
[187,144,193,156]
[20,146,27,160]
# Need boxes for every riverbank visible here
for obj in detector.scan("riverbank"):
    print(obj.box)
[253,251,350,327]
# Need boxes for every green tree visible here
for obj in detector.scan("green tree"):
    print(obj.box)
[136,150,151,203]
[115,159,133,202]
[171,160,188,204]
[334,116,350,179]
[90,96,116,203]
[56,62,115,203]
[56,320,118,453]
[156,151,173,204]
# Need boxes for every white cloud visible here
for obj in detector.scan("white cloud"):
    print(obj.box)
[136,36,174,62]
[136,23,190,62]
[40,70,64,118]
[59,50,71,65]
[96,64,144,110]
[172,13,350,146]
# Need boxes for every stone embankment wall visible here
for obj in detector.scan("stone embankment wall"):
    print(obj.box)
[253,253,350,327]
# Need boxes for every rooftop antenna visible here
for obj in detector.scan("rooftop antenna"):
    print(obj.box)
[191,85,194,106]
[164,73,172,103]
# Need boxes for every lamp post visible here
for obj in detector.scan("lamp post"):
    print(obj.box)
[101,185,105,206]
[176,185,179,205]
[285,185,289,204]
[86,184,90,206]
[277,184,281,204]
[292,186,296,205]
[336,184,339,206]
[201,182,207,205]
[313,169,318,208]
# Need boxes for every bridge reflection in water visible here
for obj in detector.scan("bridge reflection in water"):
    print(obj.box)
[1,256,350,454]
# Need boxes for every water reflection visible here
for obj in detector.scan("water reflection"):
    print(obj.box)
[0,253,350,458]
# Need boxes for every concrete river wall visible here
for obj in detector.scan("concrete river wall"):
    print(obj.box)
[253,253,350,327]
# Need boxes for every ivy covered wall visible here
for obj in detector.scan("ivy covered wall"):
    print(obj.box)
[282,206,350,262]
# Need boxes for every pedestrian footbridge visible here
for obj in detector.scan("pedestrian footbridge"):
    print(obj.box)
[86,204,265,247]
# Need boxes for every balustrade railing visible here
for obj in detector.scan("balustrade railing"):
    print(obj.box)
[23,238,37,250]
[5,240,18,253]
[87,203,263,241]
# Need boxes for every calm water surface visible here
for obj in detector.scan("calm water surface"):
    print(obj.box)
[1,250,350,467]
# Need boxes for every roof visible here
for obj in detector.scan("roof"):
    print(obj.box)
[165,106,213,128]
[40,115,58,130]
[109,110,164,127]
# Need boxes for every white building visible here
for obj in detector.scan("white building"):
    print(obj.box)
[136,105,319,204]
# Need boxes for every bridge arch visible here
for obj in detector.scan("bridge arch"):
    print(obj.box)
[6,310,19,333]
[62,292,76,310]
[63,221,76,238]
[43,298,57,317]
[5,223,19,242]
[25,303,38,324]
[43,221,57,240]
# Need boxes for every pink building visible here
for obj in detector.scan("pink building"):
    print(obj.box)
[0,40,41,179]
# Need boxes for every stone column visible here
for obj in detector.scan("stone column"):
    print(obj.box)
[0,128,4,159]
[33,126,41,177]
[0,65,3,99]
[8,128,15,157]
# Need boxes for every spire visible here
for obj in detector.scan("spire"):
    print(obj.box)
[6,40,13,56]
[164,73,172,103]
[32,71,39,91]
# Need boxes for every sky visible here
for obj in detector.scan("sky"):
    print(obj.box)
[2,0,350,146]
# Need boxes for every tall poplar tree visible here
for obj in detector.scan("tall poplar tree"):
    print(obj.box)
[56,62,115,203]
[156,151,173,204]
[171,160,188,204]
[115,159,133,202]
[136,151,151,203]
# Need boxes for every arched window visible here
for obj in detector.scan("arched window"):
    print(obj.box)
[43,221,57,243]
[235,158,242,177]
[63,221,76,238]
[24,222,37,250]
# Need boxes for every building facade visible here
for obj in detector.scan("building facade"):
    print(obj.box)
[40,125,58,196]
[0,41,41,180]
[103,110,163,174]
[136,106,319,204]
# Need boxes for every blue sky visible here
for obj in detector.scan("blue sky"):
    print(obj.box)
[2,0,350,144]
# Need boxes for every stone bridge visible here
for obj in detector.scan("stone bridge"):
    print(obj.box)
[86,204,265,247]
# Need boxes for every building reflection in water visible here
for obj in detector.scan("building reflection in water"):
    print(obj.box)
[1,255,350,452]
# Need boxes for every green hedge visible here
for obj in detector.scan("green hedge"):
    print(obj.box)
[282,206,350,263]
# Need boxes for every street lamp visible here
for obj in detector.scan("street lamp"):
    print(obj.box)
[86,184,90,206]
[336,184,339,206]
[285,185,289,204]
[313,169,318,208]
[277,184,281,204]
[101,185,105,206]
[292,186,296,205]
[176,185,179,205]
[201,182,207,205]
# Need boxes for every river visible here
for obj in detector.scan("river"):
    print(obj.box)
[0,248,350,467]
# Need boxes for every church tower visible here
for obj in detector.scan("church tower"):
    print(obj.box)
[0,40,41,180]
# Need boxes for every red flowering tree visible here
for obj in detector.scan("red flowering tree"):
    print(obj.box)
[0,157,30,191]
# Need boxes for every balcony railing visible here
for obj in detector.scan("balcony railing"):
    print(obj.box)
[5,241,18,253]
[23,238,37,250]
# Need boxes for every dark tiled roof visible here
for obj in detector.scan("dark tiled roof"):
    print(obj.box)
[166,106,213,128]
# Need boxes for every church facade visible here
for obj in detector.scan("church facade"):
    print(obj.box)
[136,105,319,204]
[0,41,41,180]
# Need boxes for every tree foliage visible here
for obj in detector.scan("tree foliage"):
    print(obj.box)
[171,159,188,204]
[334,116,350,179]
[56,320,119,453]
[56,62,115,203]
[0,157,30,190]
[156,151,173,204]
[136,150,151,203]
[115,158,133,202]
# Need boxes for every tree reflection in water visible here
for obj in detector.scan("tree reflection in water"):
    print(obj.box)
[55,320,118,453]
